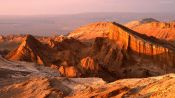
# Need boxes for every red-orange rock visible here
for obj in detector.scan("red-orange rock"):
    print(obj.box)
[80,57,100,71]
[68,22,111,41]
[126,20,175,42]
[5,35,57,66]
[58,65,79,78]
[67,22,175,79]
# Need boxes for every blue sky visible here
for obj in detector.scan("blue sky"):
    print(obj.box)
[0,0,174,15]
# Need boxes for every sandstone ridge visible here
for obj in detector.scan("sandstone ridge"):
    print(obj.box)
[6,22,175,81]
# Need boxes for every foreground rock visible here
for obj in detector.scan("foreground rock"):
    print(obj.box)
[69,74,175,98]
[0,76,106,98]
[0,56,105,98]
[1,55,175,98]
[0,59,175,98]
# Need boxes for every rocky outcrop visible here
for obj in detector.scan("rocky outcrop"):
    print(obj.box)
[68,22,175,79]
[90,37,124,73]
[126,21,175,42]
[58,65,80,77]
[5,35,89,78]
[5,35,57,66]
[80,57,100,71]
[110,22,175,65]
[69,22,175,66]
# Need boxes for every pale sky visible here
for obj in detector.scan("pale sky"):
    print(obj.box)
[0,0,175,15]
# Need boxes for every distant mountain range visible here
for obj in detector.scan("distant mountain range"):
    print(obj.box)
[0,12,175,36]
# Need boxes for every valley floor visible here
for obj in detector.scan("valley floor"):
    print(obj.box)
[0,56,175,98]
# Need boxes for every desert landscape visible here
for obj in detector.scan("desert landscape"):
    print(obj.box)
[0,19,175,98]
[1,0,175,98]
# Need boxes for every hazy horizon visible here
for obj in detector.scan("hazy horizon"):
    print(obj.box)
[0,0,175,35]
[0,12,174,36]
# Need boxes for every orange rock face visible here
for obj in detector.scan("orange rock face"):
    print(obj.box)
[5,35,57,66]
[68,22,112,41]
[81,57,100,71]
[59,65,79,77]
[67,22,175,79]
[126,21,175,43]
[109,23,175,66]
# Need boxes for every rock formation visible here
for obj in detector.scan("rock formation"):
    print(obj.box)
[67,22,175,79]
[126,20,175,44]
[68,22,111,41]
[68,22,175,66]
[5,35,57,66]
[6,22,175,81]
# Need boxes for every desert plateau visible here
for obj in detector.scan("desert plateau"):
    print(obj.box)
[0,0,175,98]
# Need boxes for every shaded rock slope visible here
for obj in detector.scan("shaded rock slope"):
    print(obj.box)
[6,35,57,66]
